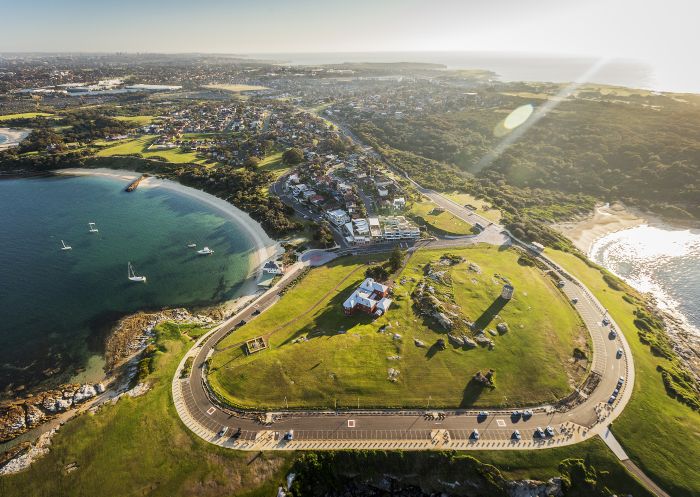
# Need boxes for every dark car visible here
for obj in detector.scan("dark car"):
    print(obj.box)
[236,320,247,327]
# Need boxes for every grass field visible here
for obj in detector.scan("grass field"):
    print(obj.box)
[0,323,652,497]
[409,201,474,235]
[209,245,587,409]
[96,135,205,164]
[257,151,288,178]
[204,83,269,93]
[0,324,292,497]
[444,192,502,223]
[113,115,155,125]
[546,249,700,497]
[0,112,54,121]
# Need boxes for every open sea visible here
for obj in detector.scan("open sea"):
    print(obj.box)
[0,174,257,395]
[589,225,700,336]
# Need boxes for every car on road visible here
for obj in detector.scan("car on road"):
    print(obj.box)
[522,410,533,419]
[236,320,246,327]
[609,329,617,339]
[470,429,480,440]
[545,426,555,437]
[284,430,294,441]
[512,430,521,441]
[602,317,611,326]
[571,297,578,304]
[217,427,228,438]
[252,309,261,316]
[557,280,566,288]
[535,427,545,438]
[616,348,623,358]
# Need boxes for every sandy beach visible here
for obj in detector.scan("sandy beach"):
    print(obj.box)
[55,168,282,291]
[0,128,31,151]
[554,202,652,254]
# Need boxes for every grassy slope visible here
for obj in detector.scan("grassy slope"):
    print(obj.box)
[0,324,291,497]
[209,246,587,409]
[546,249,700,497]
[258,151,289,178]
[0,112,54,121]
[203,84,269,93]
[445,192,502,223]
[0,324,652,497]
[409,201,474,235]
[96,135,204,164]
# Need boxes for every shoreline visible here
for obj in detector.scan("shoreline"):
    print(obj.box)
[555,202,700,376]
[0,128,31,151]
[54,168,283,285]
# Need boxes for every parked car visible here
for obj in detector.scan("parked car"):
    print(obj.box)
[512,430,521,441]
[545,426,555,437]
[571,297,579,304]
[470,429,480,440]
[522,410,533,419]
[616,348,623,358]
[284,430,294,441]
[217,427,228,438]
[535,427,545,438]
[609,329,617,339]
[252,309,261,316]
[477,411,489,420]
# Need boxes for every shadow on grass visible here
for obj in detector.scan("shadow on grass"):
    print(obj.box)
[473,296,508,332]
[460,379,488,408]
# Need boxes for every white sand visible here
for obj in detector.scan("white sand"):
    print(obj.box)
[55,168,282,291]
[0,127,31,150]
[554,203,648,254]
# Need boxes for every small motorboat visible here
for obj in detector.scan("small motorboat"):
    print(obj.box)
[88,222,99,233]
[197,246,214,255]
[187,243,197,248]
[60,240,72,251]
[128,262,147,283]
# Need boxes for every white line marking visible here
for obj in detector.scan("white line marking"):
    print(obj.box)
[206,407,216,415]
[348,419,356,428]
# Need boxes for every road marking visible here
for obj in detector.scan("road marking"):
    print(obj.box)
[496,419,506,427]
[206,407,215,415]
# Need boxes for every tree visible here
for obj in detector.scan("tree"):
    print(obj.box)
[282,147,304,165]
[389,247,405,272]
[365,265,389,282]
[244,156,261,169]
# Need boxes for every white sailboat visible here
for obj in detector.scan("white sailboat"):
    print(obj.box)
[197,246,214,255]
[88,222,99,233]
[60,240,72,251]
[128,262,147,283]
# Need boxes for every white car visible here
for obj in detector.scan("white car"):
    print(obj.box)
[545,426,555,437]
[535,427,545,438]
[512,430,521,441]
[616,348,623,358]
[471,429,480,440]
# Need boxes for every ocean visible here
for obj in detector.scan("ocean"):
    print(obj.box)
[589,225,700,336]
[250,51,697,93]
[0,174,257,395]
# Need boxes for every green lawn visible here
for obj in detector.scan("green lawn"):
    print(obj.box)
[0,324,291,497]
[258,151,289,178]
[444,192,502,223]
[546,249,700,497]
[409,201,474,235]
[0,112,54,121]
[209,245,587,409]
[96,135,205,164]
[113,115,155,125]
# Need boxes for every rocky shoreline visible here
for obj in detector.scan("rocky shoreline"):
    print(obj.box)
[0,306,223,473]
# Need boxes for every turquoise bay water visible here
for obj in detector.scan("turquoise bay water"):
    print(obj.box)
[0,174,256,394]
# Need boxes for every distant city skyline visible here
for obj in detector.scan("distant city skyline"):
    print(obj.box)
[2,0,698,91]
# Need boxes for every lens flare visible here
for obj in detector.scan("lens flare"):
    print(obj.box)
[494,104,534,137]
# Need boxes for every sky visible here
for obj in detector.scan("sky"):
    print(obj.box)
[1,0,698,90]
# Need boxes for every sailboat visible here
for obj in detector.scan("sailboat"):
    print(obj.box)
[127,262,147,283]
[88,222,99,233]
[60,240,72,251]
[197,246,214,255]
[187,242,197,248]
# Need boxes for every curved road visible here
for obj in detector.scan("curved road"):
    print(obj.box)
[171,114,668,496]
[173,235,634,452]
